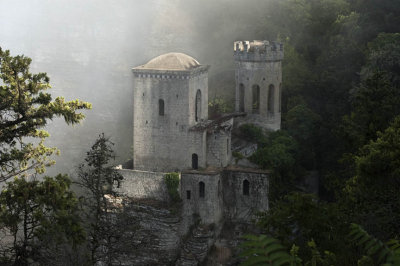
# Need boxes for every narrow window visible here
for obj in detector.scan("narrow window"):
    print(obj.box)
[239,83,245,112]
[252,85,260,114]
[159,99,164,116]
[195,90,202,122]
[186,190,191,200]
[279,83,282,112]
[227,138,229,155]
[243,179,250,196]
[192,153,198,170]
[268,85,275,113]
[199,181,205,198]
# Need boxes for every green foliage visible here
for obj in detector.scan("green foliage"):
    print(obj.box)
[208,97,232,119]
[240,234,294,266]
[232,151,245,164]
[165,172,181,203]
[239,124,267,144]
[343,116,400,240]
[257,192,348,262]
[250,136,297,172]
[0,175,85,265]
[284,104,321,170]
[0,47,91,182]
[349,223,400,265]
[249,130,299,200]
[361,33,400,86]
[240,234,336,266]
[232,151,245,160]
[237,1,400,264]
[341,72,400,151]
[285,105,321,146]
[76,134,128,265]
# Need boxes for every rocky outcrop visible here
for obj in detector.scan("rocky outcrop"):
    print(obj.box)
[120,201,183,265]
[176,224,216,266]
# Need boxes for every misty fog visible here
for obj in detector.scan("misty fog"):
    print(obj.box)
[0,0,271,176]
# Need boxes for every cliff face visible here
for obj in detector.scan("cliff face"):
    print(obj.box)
[121,201,183,265]
[120,199,260,266]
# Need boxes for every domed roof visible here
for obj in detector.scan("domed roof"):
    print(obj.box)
[140,52,200,71]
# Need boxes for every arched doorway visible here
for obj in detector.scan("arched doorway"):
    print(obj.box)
[192,153,198,169]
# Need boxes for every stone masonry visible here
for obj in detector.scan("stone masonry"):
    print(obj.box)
[234,40,284,131]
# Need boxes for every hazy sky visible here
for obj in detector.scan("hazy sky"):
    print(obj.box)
[0,0,271,176]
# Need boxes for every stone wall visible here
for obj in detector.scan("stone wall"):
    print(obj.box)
[222,168,269,222]
[115,169,169,202]
[234,40,283,131]
[207,130,231,168]
[121,201,184,265]
[132,69,209,172]
[180,171,223,225]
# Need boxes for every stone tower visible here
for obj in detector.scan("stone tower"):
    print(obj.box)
[132,53,210,172]
[234,40,284,131]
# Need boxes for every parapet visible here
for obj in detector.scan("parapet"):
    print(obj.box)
[234,40,284,62]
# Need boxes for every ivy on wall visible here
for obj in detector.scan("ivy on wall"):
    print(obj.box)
[165,172,181,202]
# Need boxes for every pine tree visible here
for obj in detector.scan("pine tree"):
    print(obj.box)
[0,47,91,182]
[77,134,134,265]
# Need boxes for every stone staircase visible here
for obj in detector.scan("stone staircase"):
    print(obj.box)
[176,224,215,266]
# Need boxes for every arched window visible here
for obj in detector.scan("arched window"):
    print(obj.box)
[268,85,275,113]
[239,83,245,112]
[199,181,205,198]
[192,153,198,170]
[252,85,260,114]
[243,179,250,196]
[279,83,282,112]
[159,99,164,116]
[195,90,202,122]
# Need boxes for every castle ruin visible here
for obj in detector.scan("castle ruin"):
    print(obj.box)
[116,40,283,265]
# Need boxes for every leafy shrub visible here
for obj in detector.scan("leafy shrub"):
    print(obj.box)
[239,124,267,144]
[165,172,181,203]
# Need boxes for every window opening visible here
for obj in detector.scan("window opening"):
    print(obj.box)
[243,179,250,196]
[195,90,202,122]
[159,99,165,116]
[199,181,205,198]
[239,83,245,112]
[192,153,198,170]
[268,85,275,113]
[252,85,260,114]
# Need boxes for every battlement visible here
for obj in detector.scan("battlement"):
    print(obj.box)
[234,40,284,62]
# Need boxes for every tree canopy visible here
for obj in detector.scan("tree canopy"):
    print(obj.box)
[0,47,91,182]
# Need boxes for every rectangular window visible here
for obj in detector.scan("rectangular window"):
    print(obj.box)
[186,190,191,200]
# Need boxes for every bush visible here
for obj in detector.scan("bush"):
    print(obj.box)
[165,172,181,202]
[239,124,267,144]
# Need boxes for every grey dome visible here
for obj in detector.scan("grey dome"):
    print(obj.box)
[141,52,200,70]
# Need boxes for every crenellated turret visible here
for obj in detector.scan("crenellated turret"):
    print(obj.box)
[234,40,283,62]
[234,40,284,131]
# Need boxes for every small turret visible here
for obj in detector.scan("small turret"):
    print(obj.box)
[234,40,283,62]
[234,40,284,131]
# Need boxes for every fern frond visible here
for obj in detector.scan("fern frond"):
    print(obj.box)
[240,234,293,266]
[349,223,392,264]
